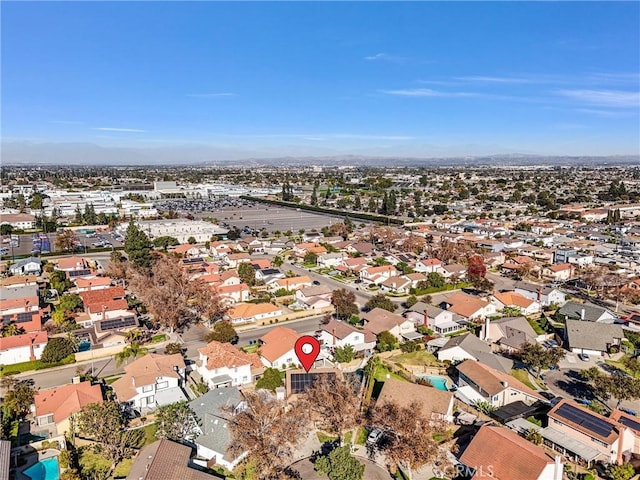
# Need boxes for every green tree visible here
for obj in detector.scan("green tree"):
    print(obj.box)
[74,206,83,224]
[518,343,566,378]
[205,321,239,344]
[59,293,83,312]
[427,272,445,289]
[314,446,364,480]
[0,224,13,236]
[187,236,196,245]
[364,294,396,313]
[255,368,284,391]
[238,262,256,286]
[272,256,284,267]
[152,236,179,250]
[124,219,152,270]
[41,337,77,363]
[405,295,418,308]
[50,270,73,294]
[115,342,148,367]
[29,192,45,210]
[155,401,200,442]
[334,345,355,363]
[606,463,635,480]
[304,251,318,265]
[0,377,36,419]
[376,331,397,352]
[0,323,26,337]
[83,203,97,225]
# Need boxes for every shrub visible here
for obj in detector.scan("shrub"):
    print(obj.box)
[41,337,76,364]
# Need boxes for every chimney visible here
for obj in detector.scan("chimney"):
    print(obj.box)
[88,281,92,291]
[580,308,585,321]
[501,381,509,388]
[332,328,337,346]
[29,336,36,362]
[617,425,626,465]
[483,317,491,342]
[537,288,542,302]
[423,309,428,328]
[102,305,107,319]
[553,455,563,480]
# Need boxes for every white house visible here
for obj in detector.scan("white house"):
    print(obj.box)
[196,341,264,389]
[9,257,42,276]
[294,285,333,310]
[111,353,187,413]
[0,331,47,365]
[414,258,445,274]
[455,360,545,408]
[515,282,566,307]
[316,320,376,353]
[379,276,412,294]
[258,327,300,369]
[361,308,416,342]
[317,252,347,268]
[359,265,398,285]
[227,302,283,325]
[491,291,541,316]
[189,387,247,471]
[440,292,497,321]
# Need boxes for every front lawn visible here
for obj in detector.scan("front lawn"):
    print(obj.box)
[527,318,546,335]
[355,427,368,445]
[511,369,536,390]
[317,431,338,444]
[113,458,134,478]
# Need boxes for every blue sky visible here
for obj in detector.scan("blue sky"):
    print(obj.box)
[2,1,639,158]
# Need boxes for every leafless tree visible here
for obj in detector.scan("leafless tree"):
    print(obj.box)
[370,400,448,480]
[128,255,227,332]
[299,374,362,442]
[226,391,311,480]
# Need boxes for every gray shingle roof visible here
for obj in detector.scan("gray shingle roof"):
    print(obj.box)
[565,319,624,353]
[189,387,243,460]
[558,301,616,323]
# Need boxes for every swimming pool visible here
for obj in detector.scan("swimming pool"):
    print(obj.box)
[417,374,450,391]
[23,457,60,480]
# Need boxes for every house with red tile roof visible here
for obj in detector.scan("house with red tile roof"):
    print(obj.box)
[258,327,300,369]
[79,286,125,308]
[459,425,563,480]
[359,265,398,285]
[74,276,112,293]
[196,341,263,388]
[227,302,283,325]
[34,381,104,436]
[491,291,541,315]
[112,353,187,413]
[270,275,312,292]
[0,331,47,365]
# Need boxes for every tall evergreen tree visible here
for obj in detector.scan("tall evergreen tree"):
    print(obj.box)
[124,220,152,270]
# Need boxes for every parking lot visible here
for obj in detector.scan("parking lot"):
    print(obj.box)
[1,230,122,258]
[157,198,360,234]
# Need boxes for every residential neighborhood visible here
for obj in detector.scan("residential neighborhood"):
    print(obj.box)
[1,165,640,480]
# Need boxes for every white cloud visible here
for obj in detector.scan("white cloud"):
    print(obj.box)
[93,127,147,133]
[363,53,407,63]
[185,93,236,98]
[454,75,534,84]
[379,88,477,98]
[556,89,640,107]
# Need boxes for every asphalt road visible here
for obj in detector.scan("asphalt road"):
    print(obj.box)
[18,314,327,390]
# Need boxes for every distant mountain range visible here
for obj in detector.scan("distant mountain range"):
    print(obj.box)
[1,141,638,167]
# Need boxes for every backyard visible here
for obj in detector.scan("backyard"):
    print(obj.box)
[388,350,444,367]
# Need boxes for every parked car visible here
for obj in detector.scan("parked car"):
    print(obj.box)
[578,353,590,362]
[367,428,383,445]
[312,280,321,286]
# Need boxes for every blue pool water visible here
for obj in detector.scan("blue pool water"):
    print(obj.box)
[23,457,60,480]
[418,375,449,391]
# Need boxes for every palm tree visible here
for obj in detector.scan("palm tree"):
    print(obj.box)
[1,323,26,337]
[115,342,148,367]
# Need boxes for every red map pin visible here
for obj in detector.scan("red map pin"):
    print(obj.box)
[294,335,321,372]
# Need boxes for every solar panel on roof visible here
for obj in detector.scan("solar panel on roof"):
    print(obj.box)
[99,316,138,331]
[555,403,614,438]
[16,312,34,323]
[618,416,640,432]
[68,269,91,278]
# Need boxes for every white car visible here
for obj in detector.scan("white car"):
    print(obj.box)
[367,428,383,445]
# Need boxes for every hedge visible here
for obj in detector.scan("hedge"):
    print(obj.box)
[240,196,405,225]
[0,354,76,376]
